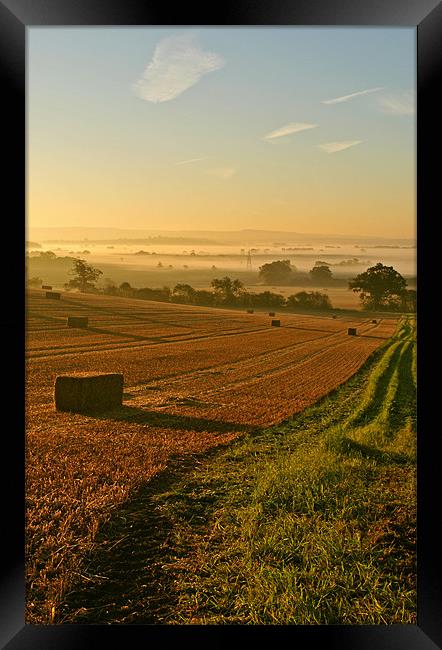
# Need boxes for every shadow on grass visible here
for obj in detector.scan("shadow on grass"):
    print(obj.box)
[329,435,410,465]
[350,343,403,428]
[59,448,230,624]
[386,343,416,435]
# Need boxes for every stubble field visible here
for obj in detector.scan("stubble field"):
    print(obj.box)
[25,289,398,623]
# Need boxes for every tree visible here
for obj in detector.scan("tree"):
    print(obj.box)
[65,258,103,292]
[137,286,171,302]
[401,289,416,313]
[119,281,133,295]
[103,278,118,295]
[309,264,333,284]
[211,276,244,304]
[287,291,332,310]
[249,291,286,308]
[349,262,407,310]
[258,260,294,284]
[172,283,196,304]
[193,289,215,306]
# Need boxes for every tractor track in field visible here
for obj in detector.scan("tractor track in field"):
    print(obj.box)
[26,316,381,360]
[26,322,337,359]
[124,327,377,402]
[126,334,362,394]
[26,325,273,358]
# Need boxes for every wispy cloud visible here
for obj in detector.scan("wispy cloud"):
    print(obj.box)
[133,33,225,103]
[263,122,318,140]
[377,90,415,115]
[175,156,208,165]
[318,140,363,154]
[321,87,384,105]
[206,167,236,178]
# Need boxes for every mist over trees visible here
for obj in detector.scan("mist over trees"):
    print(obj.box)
[309,263,333,285]
[26,251,415,313]
[259,260,294,284]
[258,259,337,287]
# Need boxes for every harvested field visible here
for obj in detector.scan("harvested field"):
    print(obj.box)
[25,289,399,624]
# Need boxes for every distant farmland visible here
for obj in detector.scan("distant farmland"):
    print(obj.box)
[25,289,399,624]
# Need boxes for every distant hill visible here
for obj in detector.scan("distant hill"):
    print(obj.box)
[35,236,219,246]
[28,227,415,247]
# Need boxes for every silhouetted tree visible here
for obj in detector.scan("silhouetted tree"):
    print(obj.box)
[401,289,416,312]
[137,286,171,302]
[119,281,133,295]
[103,278,118,295]
[65,258,103,292]
[248,291,286,308]
[194,290,216,306]
[309,264,333,284]
[287,291,332,310]
[349,263,407,310]
[211,276,244,304]
[259,260,294,284]
[172,283,196,303]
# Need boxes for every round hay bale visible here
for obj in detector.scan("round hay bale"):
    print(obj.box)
[348,327,357,336]
[46,291,61,300]
[271,319,281,327]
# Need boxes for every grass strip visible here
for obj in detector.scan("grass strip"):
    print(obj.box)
[147,334,416,625]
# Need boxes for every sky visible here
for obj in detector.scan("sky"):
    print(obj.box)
[27,27,415,238]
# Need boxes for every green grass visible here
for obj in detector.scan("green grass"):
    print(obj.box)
[61,317,416,625]
[146,317,416,624]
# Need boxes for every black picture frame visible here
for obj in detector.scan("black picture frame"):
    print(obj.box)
[1,0,440,647]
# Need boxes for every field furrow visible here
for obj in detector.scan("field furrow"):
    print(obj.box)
[25,289,399,624]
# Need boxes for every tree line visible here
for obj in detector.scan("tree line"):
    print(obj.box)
[105,277,333,311]
[57,259,332,310]
[29,257,416,313]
